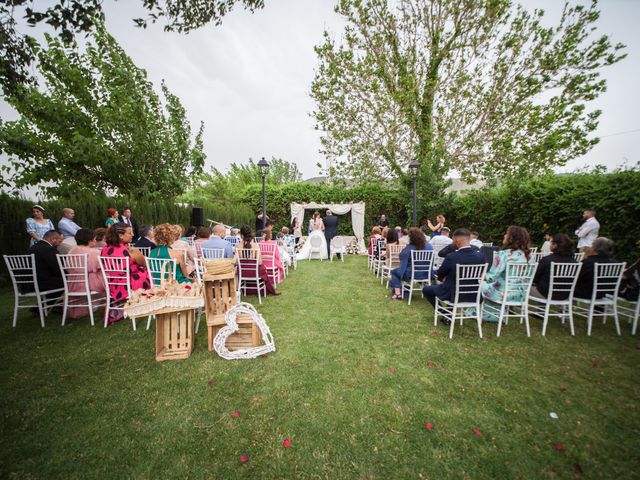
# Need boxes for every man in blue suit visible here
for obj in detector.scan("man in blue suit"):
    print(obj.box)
[422,228,486,323]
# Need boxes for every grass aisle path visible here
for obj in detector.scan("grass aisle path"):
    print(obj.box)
[0,256,639,479]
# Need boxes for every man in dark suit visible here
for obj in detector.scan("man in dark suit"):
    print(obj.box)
[118,207,139,240]
[134,225,156,250]
[422,228,485,324]
[26,230,64,293]
[323,209,339,257]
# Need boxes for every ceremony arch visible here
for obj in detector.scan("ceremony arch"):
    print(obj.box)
[290,202,366,252]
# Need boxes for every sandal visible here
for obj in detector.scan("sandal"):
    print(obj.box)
[391,294,402,300]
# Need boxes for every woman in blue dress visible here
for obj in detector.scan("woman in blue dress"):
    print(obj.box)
[390,228,433,300]
[26,205,55,247]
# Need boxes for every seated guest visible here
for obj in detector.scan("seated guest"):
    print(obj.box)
[237,225,278,296]
[619,257,640,301]
[57,208,82,254]
[540,231,553,255]
[574,237,619,300]
[26,205,54,248]
[134,225,156,250]
[260,229,285,283]
[429,227,452,255]
[385,228,399,264]
[531,234,576,299]
[480,225,533,321]
[438,238,479,258]
[422,229,485,324]
[172,225,196,266]
[182,225,197,241]
[193,226,212,256]
[149,224,193,283]
[101,223,151,323]
[26,230,64,293]
[276,232,292,267]
[201,224,235,258]
[399,228,410,246]
[94,228,108,249]
[105,208,119,227]
[470,231,483,249]
[281,226,290,235]
[67,228,107,319]
[230,227,240,238]
[368,226,383,255]
[390,227,433,300]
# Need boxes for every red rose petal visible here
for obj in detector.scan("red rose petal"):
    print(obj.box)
[433,331,440,337]
[623,345,630,352]
[239,454,249,464]
[573,463,583,474]
[473,427,481,437]
[207,378,213,386]
[425,422,434,431]
[283,438,292,448]
[389,367,396,373]
[233,411,241,418]
[592,357,600,368]
[554,443,564,451]
[559,387,567,393]
[635,343,640,350]
[427,361,434,368]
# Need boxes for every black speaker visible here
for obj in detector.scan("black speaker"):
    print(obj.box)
[191,207,204,227]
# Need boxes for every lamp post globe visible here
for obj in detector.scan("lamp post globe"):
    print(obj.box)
[409,158,419,227]
[258,157,270,229]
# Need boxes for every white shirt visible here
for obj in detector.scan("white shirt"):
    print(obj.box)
[575,217,600,248]
[429,235,453,253]
[470,239,483,249]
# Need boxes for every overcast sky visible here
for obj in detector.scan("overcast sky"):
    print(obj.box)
[1,0,639,189]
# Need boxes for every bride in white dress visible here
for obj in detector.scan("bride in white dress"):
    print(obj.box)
[296,211,328,260]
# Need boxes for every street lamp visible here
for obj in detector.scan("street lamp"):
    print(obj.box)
[409,158,420,227]
[257,157,270,229]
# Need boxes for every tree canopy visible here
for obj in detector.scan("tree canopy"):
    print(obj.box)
[0,21,205,198]
[311,0,625,206]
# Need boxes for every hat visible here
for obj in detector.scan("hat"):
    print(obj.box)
[32,205,45,213]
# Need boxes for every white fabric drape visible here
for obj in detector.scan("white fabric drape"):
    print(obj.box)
[290,202,366,253]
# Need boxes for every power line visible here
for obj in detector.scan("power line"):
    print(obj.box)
[599,128,640,139]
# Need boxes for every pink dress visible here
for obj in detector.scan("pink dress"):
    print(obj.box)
[260,240,284,284]
[66,246,107,319]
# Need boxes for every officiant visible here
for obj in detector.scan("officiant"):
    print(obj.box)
[323,209,339,257]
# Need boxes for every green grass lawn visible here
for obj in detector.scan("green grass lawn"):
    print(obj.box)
[1,256,638,479]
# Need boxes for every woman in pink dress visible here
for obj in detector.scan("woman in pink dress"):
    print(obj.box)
[260,229,285,284]
[101,222,151,323]
[67,229,107,319]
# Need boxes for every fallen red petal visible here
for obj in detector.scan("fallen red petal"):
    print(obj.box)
[283,438,292,448]
[239,454,249,464]
[592,357,600,368]
[233,411,241,418]
[433,331,440,337]
[207,378,213,386]
[425,422,433,431]
[389,367,396,373]
[573,463,583,475]
[623,345,630,352]
[473,427,481,437]
[559,387,567,393]
[554,443,564,451]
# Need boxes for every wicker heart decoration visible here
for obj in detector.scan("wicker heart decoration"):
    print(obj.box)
[213,302,275,360]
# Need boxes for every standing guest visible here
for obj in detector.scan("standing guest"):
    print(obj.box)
[531,234,576,299]
[261,229,285,283]
[57,208,82,254]
[201,224,235,258]
[291,217,302,244]
[149,224,193,283]
[470,231,483,249]
[574,237,618,300]
[480,226,533,322]
[390,227,433,300]
[427,215,446,235]
[399,228,410,246]
[134,225,156,250]
[540,231,553,255]
[256,213,270,232]
[171,225,196,266]
[575,208,600,252]
[26,230,64,292]
[118,207,139,240]
[105,208,119,227]
[422,229,486,324]
[368,226,383,255]
[429,227,453,255]
[26,205,54,248]
[67,228,106,319]
[101,223,151,323]
[193,226,212,256]
[237,225,279,296]
[378,213,389,228]
[94,228,108,249]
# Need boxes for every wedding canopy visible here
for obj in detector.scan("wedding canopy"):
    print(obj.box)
[290,202,366,252]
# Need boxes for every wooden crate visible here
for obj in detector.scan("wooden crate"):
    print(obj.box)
[207,313,263,351]
[203,272,238,351]
[155,308,195,361]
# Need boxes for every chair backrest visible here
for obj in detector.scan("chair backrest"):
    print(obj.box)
[202,248,225,260]
[530,252,544,264]
[185,236,195,247]
[259,242,276,257]
[173,247,188,263]
[529,246,538,254]
[193,256,205,284]
[573,252,585,262]
[309,235,323,249]
[4,254,37,294]
[590,262,626,300]
[387,244,403,267]
[453,263,487,304]
[482,242,493,247]
[503,262,537,303]
[145,257,177,287]
[237,249,259,280]
[224,236,241,246]
[375,239,387,258]
[136,246,151,257]
[99,256,131,297]
[547,262,582,301]
[370,236,381,255]
[410,249,434,281]
[57,253,90,293]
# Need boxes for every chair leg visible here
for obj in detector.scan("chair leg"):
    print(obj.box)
[612,303,621,336]
[586,303,594,336]
[104,301,110,328]
[12,296,19,328]
[87,294,95,327]
[61,294,69,326]
[434,300,439,326]
[632,301,639,335]
[407,284,413,305]
[568,303,576,336]
[541,304,551,336]
[477,306,483,339]
[37,296,46,328]
[523,303,531,337]
[449,307,456,339]
[496,303,505,337]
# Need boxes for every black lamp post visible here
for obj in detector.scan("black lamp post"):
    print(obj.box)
[409,158,420,227]
[257,157,270,229]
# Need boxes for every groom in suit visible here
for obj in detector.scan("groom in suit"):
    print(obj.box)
[323,209,339,257]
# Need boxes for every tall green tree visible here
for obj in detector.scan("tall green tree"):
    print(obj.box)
[0,21,205,198]
[311,0,625,208]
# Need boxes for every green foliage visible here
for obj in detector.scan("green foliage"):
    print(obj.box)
[179,157,303,205]
[0,21,205,198]
[0,192,254,257]
[434,169,640,263]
